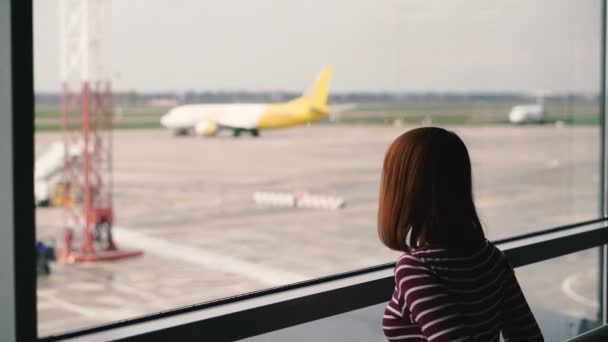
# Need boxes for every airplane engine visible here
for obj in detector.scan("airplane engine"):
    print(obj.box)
[194,121,219,137]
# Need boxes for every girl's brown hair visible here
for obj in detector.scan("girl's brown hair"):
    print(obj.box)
[378,127,485,252]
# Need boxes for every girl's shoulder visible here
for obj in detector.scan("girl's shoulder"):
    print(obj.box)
[395,240,499,265]
[406,240,498,263]
[393,252,433,279]
[394,249,434,270]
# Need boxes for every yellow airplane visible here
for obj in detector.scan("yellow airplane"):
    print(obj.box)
[160,67,332,137]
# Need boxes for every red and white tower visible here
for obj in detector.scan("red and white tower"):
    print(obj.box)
[58,0,141,262]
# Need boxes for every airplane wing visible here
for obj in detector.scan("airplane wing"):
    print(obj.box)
[214,106,266,130]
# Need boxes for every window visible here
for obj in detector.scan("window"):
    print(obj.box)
[515,248,602,340]
[242,248,603,342]
[29,0,606,339]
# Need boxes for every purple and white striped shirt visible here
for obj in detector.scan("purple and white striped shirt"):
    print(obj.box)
[383,240,543,341]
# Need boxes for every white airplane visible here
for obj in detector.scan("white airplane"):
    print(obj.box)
[160,67,332,137]
[509,92,549,124]
[509,104,547,124]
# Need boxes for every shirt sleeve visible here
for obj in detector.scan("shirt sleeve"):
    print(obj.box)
[501,261,544,341]
[395,255,474,342]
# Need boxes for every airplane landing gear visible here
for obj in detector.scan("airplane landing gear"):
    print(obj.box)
[174,128,193,136]
[231,128,260,138]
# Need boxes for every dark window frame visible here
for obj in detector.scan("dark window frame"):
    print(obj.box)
[10,0,37,341]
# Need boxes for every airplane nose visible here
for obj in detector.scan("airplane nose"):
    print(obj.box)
[160,114,170,127]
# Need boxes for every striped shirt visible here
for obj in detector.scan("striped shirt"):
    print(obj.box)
[383,240,543,341]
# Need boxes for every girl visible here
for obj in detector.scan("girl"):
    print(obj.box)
[378,127,543,342]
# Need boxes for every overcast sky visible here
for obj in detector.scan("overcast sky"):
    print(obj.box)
[34,0,602,93]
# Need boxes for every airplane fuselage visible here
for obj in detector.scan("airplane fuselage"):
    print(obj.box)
[160,104,265,130]
[160,101,328,136]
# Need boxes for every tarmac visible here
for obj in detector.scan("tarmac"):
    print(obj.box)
[35,124,601,339]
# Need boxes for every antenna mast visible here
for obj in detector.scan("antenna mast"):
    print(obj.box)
[58,0,142,262]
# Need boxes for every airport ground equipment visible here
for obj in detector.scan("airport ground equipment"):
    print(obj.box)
[253,191,345,210]
[294,192,346,210]
[56,0,142,263]
[36,241,55,276]
[35,141,82,206]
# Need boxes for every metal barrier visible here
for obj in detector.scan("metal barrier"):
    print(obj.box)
[565,325,608,342]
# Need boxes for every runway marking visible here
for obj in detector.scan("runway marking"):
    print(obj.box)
[37,315,100,333]
[110,281,167,305]
[38,291,143,320]
[38,292,102,319]
[561,272,598,309]
[113,226,308,286]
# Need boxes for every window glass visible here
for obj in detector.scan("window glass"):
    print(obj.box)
[34,0,603,336]
[515,248,602,341]
[244,249,602,342]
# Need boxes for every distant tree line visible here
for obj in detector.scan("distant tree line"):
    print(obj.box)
[35,91,600,106]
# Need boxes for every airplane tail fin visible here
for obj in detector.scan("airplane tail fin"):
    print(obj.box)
[302,66,332,107]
